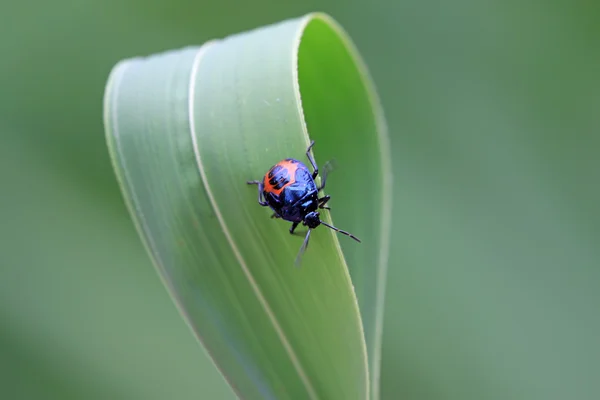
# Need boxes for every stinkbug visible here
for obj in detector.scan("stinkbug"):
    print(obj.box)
[247,140,361,265]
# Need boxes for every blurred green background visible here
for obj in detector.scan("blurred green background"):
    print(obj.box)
[1,1,598,399]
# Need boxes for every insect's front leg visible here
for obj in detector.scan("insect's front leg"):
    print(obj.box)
[318,195,331,210]
[289,221,299,234]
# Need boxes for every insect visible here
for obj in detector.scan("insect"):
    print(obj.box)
[247,140,361,266]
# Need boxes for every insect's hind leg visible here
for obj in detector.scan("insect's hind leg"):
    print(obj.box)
[305,140,319,179]
[247,180,268,206]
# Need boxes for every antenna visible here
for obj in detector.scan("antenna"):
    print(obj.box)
[295,229,312,267]
[320,221,361,243]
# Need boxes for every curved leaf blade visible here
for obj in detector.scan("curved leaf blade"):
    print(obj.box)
[296,16,392,400]
[103,13,390,400]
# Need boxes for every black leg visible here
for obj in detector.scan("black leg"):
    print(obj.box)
[318,195,331,210]
[305,140,319,179]
[289,221,299,234]
[318,160,335,191]
[271,212,281,219]
[247,180,268,206]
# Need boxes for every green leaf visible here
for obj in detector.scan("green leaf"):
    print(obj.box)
[102,12,391,400]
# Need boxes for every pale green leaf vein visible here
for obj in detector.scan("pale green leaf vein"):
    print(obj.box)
[187,44,319,400]
[102,58,242,400]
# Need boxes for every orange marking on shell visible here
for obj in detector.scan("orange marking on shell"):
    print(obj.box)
[263,159,299,196]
